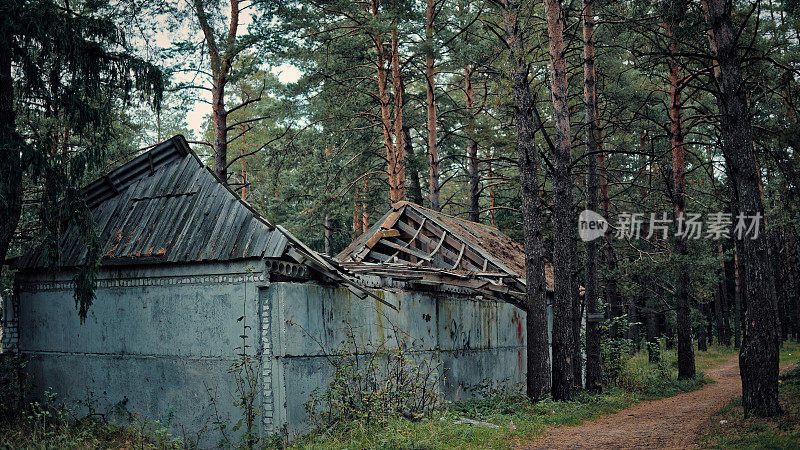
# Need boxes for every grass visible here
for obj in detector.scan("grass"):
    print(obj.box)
[0,383,183,449]
[291,343,738,449]
[0,343,752,449]
[698,340,800,449]
[0,409,183,449]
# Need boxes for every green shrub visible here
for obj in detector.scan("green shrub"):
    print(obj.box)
[0,354,30,420]
[0,390,184,448]
[305,324,441,431]
[600,314,637,385]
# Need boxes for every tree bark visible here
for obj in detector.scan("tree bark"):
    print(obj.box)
[324,214,332,254]
[405,127,424,205]
[193,0,239,182]
[211,81,228,180]
[698,302,710,352]
[598,125,622,333]
[646,289,661,362]
[582,0,602,393]
[544,0,575,401]
[425,0,440,211]
[733,240,743,348]
[503,0,550,401]
[488,149,497,227]
[399,76,423,205]
[665,20,695,380]
[370,0,401,205]
[713,285,723,346]
[703,0,781,416]
[362,177,370,234]
[390,24,406,204]
[466,66,481,223]
[353,197,361,237]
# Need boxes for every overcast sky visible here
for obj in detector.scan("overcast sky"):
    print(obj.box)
[141,3,302,138]
[183,63,302,137]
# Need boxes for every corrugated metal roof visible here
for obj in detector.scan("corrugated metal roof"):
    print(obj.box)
[16,136,288,268]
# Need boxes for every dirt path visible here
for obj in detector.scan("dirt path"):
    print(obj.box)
[522,355,742,449]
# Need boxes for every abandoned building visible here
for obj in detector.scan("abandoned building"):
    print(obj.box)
[0,135,555,441]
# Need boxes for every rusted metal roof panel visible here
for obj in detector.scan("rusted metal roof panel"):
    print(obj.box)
[16,136,287,268]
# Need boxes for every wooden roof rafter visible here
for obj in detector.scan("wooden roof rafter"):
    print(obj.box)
[336,202,556,306]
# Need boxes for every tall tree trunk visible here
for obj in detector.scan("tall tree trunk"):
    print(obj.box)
[713,284,723,346]
[582,0,602,393]
[466,66,481,223]
[703,0,781,416]
[362,177,370,234]
[503,0,550,401]
[598,127,622,332]
[239,132,248,199]
[698,305,709,352]
[666,21,695,379]
[399,76,423,205]
[405,127,424,205]
[714,244,729,346]
[425,0,440,211]
[646,289,661,362]
[544,0,575,401]
[324,144,333,254]
[353,197,361,237]
[193,0,239,183]
[572,266,583,387]
[324,214,332,254]
[211,80,228,180]
[390,24,406,204]
[0,26,22,267]
[371,0,400,205]
[708,141,731,347]
[488,149,497,227]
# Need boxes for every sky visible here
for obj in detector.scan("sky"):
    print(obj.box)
[140,2,303,138]
[183,63,302,137]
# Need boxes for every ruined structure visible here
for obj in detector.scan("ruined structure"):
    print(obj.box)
[1,136,551,441]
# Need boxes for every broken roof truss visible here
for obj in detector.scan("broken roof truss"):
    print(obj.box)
[336,202,556,309]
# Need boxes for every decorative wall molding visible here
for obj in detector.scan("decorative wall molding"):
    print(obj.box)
[266,259,309,279]
[18,273,268,293]
[260,282,275,433]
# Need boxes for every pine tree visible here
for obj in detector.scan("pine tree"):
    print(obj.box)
[0,0,162,321]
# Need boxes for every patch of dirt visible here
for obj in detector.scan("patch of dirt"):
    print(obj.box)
[521,355,742,449]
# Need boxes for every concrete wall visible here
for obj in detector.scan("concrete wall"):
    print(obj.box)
[14,260,269,446]
[264,282,547,435]
[12,264,549,442]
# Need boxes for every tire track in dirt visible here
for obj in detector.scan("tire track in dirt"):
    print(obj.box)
[521,355,742,449]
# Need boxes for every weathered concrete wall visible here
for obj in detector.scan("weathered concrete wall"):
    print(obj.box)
[15,265,551,442]
[15,260,268,445]
[264,282,549,435]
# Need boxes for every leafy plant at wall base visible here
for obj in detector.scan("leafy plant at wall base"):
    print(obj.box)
[301,322,442,432]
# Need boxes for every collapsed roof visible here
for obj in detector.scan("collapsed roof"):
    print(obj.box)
[336,201,555,308]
